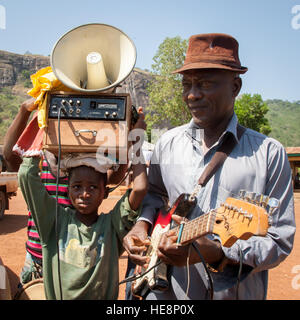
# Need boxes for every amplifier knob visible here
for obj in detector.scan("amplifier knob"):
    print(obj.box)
[69,100,73,105]
[112,112,118,118]
[105,111,110,118]
[61,99,67,105]
[76,100,81,106]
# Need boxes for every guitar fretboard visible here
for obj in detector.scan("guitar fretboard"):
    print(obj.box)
[174,211,217,245]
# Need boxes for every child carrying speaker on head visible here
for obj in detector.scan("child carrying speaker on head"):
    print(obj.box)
[17,109,148,300]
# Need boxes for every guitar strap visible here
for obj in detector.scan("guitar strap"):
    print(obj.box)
[189,124,246,201]
[198,124,246,186]
[186,124,246,298]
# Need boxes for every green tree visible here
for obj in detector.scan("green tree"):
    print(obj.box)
[146,36,190,130]
[235,93,271,135]
[20,70,32,88]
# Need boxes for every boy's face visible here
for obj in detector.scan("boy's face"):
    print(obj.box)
[68,166,107,216]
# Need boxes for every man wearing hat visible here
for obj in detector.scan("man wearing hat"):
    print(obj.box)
[123,33,295,300]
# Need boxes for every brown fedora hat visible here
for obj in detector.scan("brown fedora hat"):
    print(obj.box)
[173,33,247,74]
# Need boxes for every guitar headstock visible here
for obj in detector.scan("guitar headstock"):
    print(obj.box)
[212,191,279,248]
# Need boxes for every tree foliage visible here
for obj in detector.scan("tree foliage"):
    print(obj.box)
[235,93,271,135]
[146,36,190,130]
[0,88,24,143]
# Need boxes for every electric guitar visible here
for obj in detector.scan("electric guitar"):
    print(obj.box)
[131,190,278,298]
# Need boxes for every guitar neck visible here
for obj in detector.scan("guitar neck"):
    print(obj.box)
[174,211,216,245]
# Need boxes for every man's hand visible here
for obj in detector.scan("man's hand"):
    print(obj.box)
[123,220,151,267]
[157,215,225,267]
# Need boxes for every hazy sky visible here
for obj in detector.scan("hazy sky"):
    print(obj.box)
[0,0,299,101]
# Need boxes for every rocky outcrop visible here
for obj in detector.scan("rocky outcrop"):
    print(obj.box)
[117,68,153,109]
[0,50,50,87]
[0,50,152,110]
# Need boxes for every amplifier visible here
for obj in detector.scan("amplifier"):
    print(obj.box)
[43,92,133,159]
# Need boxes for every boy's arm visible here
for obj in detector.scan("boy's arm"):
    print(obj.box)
[110,108,148,252]
[3,98,36,172]
[128,106,148,211]
[18,157,61,243]
[128,160,148,211]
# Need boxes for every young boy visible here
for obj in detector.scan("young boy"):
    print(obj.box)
[3,98,130,286]
[18,116,148,300]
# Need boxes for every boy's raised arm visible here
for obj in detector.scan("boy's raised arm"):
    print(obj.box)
[128,108,148,211]
[18,156,60,243]
[3,98,36,172]
[128,160,148,211]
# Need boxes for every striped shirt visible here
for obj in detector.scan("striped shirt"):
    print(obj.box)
[26,158,72,262]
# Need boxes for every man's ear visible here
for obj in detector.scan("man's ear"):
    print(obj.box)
[232,76,242,98]
[104,187,109,199]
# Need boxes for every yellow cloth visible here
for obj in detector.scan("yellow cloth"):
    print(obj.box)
[27,67,74,129]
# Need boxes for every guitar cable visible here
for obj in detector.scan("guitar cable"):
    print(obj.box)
[184,244,192,300]
[119,260,163,285]
[191,242,214,300]
[236,244,243,300]
[54,104,66,300]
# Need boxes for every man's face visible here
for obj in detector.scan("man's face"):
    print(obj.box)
[182,69,241,129]
[68,166,106,216]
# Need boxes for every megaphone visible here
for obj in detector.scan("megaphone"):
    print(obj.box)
[44,23,138,160]
[50,23,136,92]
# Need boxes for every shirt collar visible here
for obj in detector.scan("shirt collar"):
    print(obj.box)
[185,113,239,145]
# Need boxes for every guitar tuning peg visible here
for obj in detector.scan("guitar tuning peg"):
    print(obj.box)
[244,191,255,203]
[260,195,269,209]
[267,198,280,215]
[239,190,246,200]
[249,192,256,203]
[255,194,263,206]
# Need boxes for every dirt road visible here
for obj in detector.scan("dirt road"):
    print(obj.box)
[0,190,299,300]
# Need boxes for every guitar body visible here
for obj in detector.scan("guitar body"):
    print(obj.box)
[131,193,196,298]
[130,190,273,299]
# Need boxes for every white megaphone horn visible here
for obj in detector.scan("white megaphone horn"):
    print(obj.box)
[50,23,137,93]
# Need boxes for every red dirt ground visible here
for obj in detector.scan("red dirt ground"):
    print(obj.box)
[0,189,299,300]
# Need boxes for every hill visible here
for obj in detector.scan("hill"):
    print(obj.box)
[265,99,300,147]
[0,50,152,143]
[0,50,299,147]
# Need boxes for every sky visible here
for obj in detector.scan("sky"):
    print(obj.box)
[0,0,299,102]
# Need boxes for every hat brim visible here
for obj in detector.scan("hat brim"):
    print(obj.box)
[172,62,248,74]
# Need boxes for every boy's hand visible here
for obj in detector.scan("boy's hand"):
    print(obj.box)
[132,106,146,131]
[21,98,37,112]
